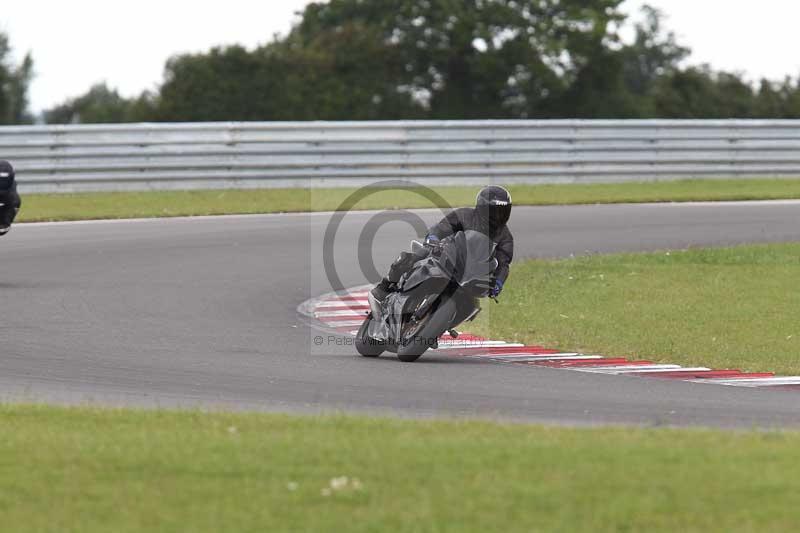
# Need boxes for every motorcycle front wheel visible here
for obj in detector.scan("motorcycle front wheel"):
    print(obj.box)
[397,296,457,362]
[355,314,385,357]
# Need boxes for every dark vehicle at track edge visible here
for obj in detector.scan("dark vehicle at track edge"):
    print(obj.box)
[357,230,498,362]
[0,160,21,236]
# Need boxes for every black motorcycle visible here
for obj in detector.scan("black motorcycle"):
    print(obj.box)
[356,230,498,362]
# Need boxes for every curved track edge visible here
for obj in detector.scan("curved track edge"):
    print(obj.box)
[300,287,800,392]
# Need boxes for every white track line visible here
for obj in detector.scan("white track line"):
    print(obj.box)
[437,339,512,345]
[693,377,800,387]
[314,301,370,309]
[488,355,603,362]
[21,199,800,229]
[481,353,582,360]
[435,341,525,350]
[621,366,711,374]
[576,364,684,374]
[463,351,573,357]
[322,320,365,327]
[314,310,369,318]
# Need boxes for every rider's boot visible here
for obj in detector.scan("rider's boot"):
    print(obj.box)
[368,278,392,316]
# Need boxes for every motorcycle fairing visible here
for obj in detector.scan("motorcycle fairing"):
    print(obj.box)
[366,230,499,347]
[366,279,447,349]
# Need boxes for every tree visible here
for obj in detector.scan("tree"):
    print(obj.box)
[651,66,758,118]
[755,77,800,119]
[273,18,425,120]
[621,5,688,98]
[293,0,625,119]
[551,48,642,118]
[0,32,34,124]
[156,45,280,121]
[44,83,156,124]
[153,0,636,121]
[43,0,800,122]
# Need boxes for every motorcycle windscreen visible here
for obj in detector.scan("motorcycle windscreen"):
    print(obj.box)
[400,255,450,292]
[454,230,498,286]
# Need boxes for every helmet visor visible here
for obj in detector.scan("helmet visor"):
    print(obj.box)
[489,204,511,227]
[477,204,511,232]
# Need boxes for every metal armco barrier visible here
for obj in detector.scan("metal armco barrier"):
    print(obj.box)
[2,120,800,193]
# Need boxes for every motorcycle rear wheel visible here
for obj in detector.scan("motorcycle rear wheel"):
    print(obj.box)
[397,297,457,362]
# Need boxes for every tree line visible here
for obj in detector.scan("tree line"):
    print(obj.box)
[3,0,800,125]
[0,33,33,124]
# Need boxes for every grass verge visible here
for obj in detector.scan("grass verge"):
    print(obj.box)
[473,243,800,375]
[17,177,800,222]
[2,404,800,532]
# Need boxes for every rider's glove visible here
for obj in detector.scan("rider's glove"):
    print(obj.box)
[490,278,503,298]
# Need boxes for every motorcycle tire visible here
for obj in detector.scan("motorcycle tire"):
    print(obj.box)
[396,296,457,363]
[355,314,385,357]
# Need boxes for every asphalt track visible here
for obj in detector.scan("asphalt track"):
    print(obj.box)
[3,201,800,428]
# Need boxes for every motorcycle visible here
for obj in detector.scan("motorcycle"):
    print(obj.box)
[356,230,498,362]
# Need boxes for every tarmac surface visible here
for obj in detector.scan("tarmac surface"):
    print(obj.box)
[3,200,800,427]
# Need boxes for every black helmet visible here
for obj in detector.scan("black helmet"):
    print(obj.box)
[475,185,512,230]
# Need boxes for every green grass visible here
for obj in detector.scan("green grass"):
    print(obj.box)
[473,243,800,375]
[2,404,800,532]
[17,177,800,222]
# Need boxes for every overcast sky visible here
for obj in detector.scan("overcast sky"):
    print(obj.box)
[3,0,800,114]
